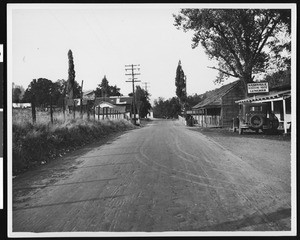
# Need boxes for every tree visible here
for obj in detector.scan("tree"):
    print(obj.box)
[109,85,122,97]
[66,49,75,100]
[175,60,187,110]
[186,93,205,109]
[153,97,181,119]
[12,88,22,103]
[135,86,152,118]
[12,84,25,103]
[153,97,166,118]
[169,97,182,118]
[95,75,121,97]
[22,78,82,108]
[23,78,53,107]
[174,9,291,96]
[265,68,291,90]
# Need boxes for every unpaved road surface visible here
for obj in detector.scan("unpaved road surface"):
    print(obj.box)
[12,119,291,232]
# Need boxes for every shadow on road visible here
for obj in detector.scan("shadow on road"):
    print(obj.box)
[194,207,291,231]
[188,127,291,142]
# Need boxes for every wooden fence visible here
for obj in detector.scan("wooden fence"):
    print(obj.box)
[27,96,130,124]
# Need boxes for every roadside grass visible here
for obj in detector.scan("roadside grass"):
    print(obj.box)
[12,109,135,174]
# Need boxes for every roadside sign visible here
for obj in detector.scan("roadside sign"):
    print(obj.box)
[247,82,269,94]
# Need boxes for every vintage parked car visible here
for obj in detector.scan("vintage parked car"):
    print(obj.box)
[235,102,279,134]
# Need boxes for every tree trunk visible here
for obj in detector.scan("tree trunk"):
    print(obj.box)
[240,73,253,98]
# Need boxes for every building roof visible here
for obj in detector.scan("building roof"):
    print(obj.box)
[192,80,241,109]
[83,90,95,96]
[94,101,128,113]
[94,96,133,106]
[235,89,291,104]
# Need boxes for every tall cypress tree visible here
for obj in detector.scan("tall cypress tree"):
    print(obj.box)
[175,60,187,110]
[67,49,75,99]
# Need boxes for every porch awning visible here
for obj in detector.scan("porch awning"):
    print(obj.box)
[235,90,291,104]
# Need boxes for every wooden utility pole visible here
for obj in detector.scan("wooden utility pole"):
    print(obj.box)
[125,64,141,125]
[142,82,150,93]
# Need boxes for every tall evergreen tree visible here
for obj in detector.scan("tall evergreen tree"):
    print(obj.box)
[66,49,75,100]
[135,86,152,118]
[95,75,121,97]
[175,60,187,111]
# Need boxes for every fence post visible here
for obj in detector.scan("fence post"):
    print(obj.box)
[31,94,36,124]
[50,94,53,124]
[80,99,83,119]
[73,100,75,119]
[87,102,90,120]
[97,107,100,121]
[94,105,96,120]
[63,97,66,121]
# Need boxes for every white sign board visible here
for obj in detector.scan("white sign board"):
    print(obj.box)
[247,82,269,94]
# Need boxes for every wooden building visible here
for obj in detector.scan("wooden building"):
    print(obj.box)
[94,96,133,120]
[94,96,133,112]
[191,80,245,128]
[235,89,291,134]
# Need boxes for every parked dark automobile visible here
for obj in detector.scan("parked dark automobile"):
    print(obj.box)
[236,102,279,134]
[185,114,194,126]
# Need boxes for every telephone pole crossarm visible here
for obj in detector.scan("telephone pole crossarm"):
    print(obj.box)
[142,82,150,92]
[125,64,141,125]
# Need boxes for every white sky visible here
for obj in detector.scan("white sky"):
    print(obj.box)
[8,4,276,102]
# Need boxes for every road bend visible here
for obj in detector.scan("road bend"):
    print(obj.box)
[12,119,291,232]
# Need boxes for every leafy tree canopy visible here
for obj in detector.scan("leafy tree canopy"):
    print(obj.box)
[12,84,25,103]
[265,68,291,90]
[153,97,181,119]
[174,9,291,95]
[135,86,152,118]
[23,78,53,107]
[95,75,121,97]
[23,78,81,107]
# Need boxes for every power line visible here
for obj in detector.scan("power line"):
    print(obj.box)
[125,64,141,125]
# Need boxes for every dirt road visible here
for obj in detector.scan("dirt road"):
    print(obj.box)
[12,119,291,233]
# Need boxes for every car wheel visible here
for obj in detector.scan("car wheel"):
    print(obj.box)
[250,115,264,129]
[270,119,279,130]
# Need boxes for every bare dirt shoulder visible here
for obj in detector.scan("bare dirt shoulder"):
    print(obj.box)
[12,130,131,200]
[188,127,291,186]
[12,120,151,191]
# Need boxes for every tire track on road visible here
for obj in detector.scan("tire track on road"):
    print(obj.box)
[170,122,291,230]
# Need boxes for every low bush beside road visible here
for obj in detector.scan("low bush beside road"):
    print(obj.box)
[12,110,136,174]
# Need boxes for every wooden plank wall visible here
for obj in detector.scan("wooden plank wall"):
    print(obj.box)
[221,81,245,127]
